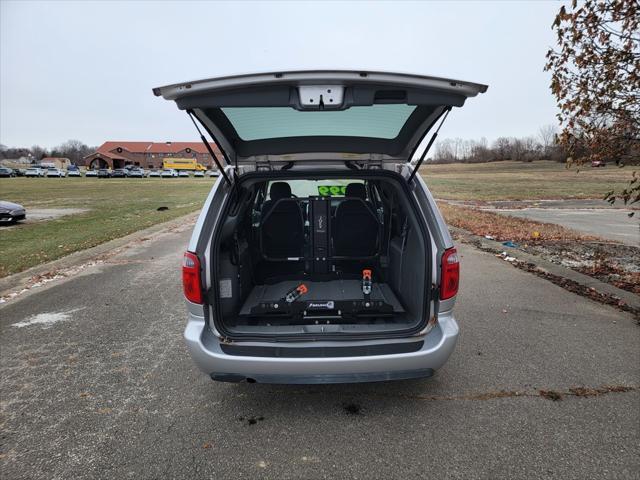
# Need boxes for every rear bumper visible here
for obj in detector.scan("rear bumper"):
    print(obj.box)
[184,312,459,384]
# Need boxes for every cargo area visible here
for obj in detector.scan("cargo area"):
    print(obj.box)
[239,280,405,317]
[211,172,431,338]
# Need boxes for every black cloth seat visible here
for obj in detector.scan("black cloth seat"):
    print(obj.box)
[333,183,379,257]
[262,182,292,218]
[260,182,304,259]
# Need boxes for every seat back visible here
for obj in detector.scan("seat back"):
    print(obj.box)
[333,183,379,257]
[262,182,292,218]
[260,198,305,259]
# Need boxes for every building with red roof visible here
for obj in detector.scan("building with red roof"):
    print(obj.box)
[83,141,221,170]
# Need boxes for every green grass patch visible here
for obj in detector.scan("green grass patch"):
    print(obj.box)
[0,178,213,277]
[421,160,633,201]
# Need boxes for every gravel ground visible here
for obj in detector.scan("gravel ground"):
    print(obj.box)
[518,241,640,295]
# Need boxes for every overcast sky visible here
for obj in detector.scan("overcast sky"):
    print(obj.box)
[1,0,561,149]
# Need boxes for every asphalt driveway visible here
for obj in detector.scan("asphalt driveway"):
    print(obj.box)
[0,223,638,479]
[481,200,639,246]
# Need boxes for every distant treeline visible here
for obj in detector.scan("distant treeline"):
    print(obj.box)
[430,125,565,164]
[0,140,95,165]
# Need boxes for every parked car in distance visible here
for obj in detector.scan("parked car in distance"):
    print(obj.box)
[154,70,487,384]
[0,167,15,177]
[127,167,145,178]
[85,169,98,177]
[14,168,27,177]
[0,200,26,224]
[206,170,220,177]
[178,170,190,178]
[591,160,606,167]
[161,169,178,178]
[98,169,112,178]
[193,171,205,177]
[148,170,161,178]
[25,167,44,177]
[67,169,82,177]
[111,169,127,178]
[46,167,66,177]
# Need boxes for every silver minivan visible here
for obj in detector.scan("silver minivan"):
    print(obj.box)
[154,70,487,384]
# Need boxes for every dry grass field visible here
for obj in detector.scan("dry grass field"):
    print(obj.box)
[421,160,633,201]
[0,177,212,277]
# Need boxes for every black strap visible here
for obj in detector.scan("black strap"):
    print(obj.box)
[385,193,395,262]
[397,218,410,285]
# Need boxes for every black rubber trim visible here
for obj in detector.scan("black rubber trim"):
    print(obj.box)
[220,341,424,358]
[210,368,435,384]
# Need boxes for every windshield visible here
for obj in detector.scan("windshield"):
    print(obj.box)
[267,179,365,199]
[222,105,416,141]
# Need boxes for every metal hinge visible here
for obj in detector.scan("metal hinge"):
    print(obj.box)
[364,155,383,169]
[431,284,440,301]
[255,161,272,172]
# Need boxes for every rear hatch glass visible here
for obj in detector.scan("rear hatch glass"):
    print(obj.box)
[222,104,415,141]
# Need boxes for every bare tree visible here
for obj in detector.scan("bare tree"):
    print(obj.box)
[492,137,511,160]
[470,137,493,162]
[56,139,91,165]
[538,124,559,158]
[452,138,464,160]
[433,139,455,163]
[30,145,47,161]
[521,136,541,162]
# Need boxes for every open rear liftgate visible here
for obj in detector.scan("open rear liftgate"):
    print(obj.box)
[243,196,403,325]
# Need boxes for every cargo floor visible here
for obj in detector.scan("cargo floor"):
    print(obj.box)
[239,279,405,316]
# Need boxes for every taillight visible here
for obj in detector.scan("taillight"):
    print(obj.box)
[182,251,203,304]
[440,247,460,300]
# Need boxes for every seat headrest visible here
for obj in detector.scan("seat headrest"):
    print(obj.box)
[270,182,292,201]
[345,183,366,200]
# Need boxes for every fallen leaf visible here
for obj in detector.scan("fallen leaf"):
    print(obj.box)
[539,390,563,401]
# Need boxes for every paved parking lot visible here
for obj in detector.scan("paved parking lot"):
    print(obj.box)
[470,199,638,246]
[0,223,638,479]
[489,207,639,246]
